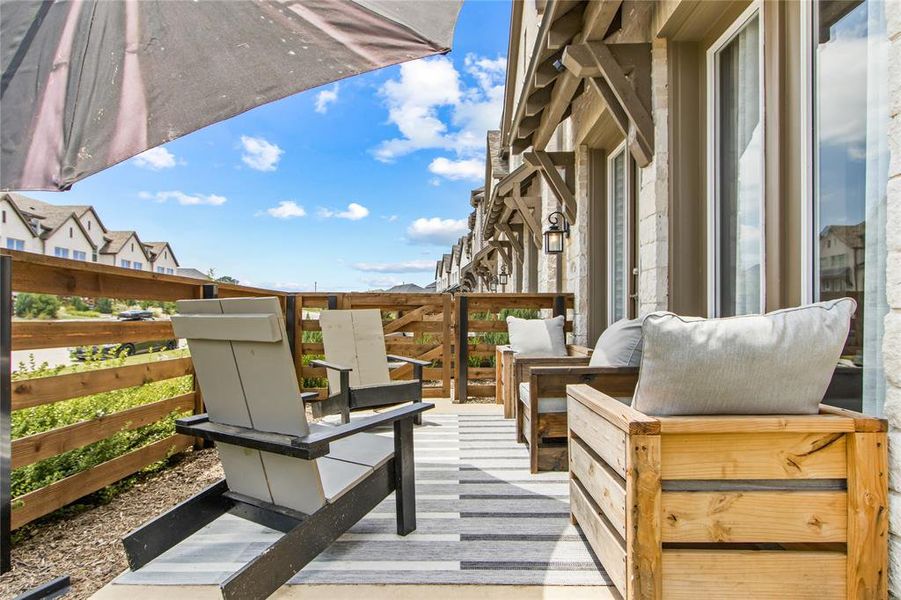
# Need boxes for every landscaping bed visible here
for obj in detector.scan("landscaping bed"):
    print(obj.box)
[0,448,223,599]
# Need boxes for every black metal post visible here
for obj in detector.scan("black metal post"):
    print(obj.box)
[285,295,297,358]
[0,255,11,574]
[327,295,338,310]
[456,295,468,403]
[553,294,566,319]
[393,417,416,535]
[202,283,218,300]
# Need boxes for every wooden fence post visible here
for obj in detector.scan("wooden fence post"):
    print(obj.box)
[0,255,11,574]
[456,294,468,403]
[442,294,452,398]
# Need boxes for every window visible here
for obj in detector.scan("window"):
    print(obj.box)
[54,247,69,258]
[808,0,888,413]
[2,210,6,223]
[69,227,73,238]
[707,3,764,317]
[87,221,91,230]
[166,268,174,275]
[120,259,131,269]
[73,250,86,261]
[607,144,630,324]
[6,238,24,251]
[157,266,165,274]
[133,262,143,270]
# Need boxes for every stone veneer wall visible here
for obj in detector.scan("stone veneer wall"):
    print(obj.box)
[885,2,901,595]
[636,38,671,315]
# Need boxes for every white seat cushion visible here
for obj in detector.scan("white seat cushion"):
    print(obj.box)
[633,298,856,416]
[518,382,567,413]
[589,317,643,367]
[316,457,372,503]
[309,424,394,469]
[506,316,567,357]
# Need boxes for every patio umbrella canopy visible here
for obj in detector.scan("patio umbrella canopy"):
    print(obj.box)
[0,0,462,191]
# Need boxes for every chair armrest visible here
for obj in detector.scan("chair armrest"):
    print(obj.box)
[311,359,352,372]
[301,391,321,402]
[566,384,658,435]
[177,402,434,461]
[514,355,592,368]
[529,366,639,401]
[566,344,593,357]
[386,354,431,367]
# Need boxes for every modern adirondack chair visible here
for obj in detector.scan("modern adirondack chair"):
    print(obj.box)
[122,297,432,600]
[311,308,428,425]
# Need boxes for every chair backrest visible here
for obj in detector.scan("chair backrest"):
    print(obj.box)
[172,297,327,514]
[319,309,390,393]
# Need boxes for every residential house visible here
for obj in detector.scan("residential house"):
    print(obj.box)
[144,242,179,275]
[99,231,152,271]
[0,192,182,274]
[432,0,900,584]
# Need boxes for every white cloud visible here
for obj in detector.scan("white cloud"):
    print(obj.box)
[315,84,340,114]
[240,135,283,171]
[318,202,370,220]
[382,215,399,222]
[261,201,306,219]
[140,190,226,206]
[372,53,505,169]
[362,276,407,289]
[352,260,435,273]
[406,217,468,245]
[133,146,177,170]
[428,157,483,181]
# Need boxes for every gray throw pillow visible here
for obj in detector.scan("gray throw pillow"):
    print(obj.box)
[589,318,643,367]
[632,298,856,416]
[506,315,567,357]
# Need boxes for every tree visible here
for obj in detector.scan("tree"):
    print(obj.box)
[14,293,61,319]
[216,275,239,284]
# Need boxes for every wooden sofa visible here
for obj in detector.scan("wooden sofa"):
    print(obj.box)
[495,344,594,472]
[566,383,888,599]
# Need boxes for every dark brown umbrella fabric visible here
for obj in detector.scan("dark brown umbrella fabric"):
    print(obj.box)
[0,0,462,191]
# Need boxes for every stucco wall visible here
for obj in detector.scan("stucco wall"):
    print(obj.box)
[78,210,105,251]
[0,199,41,254]
[152,248,179,274]
[43,216,94,260]
[103,236,151,271]
[884,1,901,594]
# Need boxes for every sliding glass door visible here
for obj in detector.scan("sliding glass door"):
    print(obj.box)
[811,0,888,413]
[708,4,764,317]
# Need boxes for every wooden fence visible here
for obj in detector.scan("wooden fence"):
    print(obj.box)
[0,249,574,567]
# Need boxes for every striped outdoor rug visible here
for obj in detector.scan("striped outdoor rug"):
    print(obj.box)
[115,414,609,587]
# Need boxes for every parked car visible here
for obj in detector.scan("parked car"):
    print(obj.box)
[71,311,178,361]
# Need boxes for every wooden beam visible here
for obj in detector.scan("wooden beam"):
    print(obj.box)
[512,186,543,248]
[603,0,652,44]
[489,241,513,270]
[548,7,583,50]
[519,115,541,137]
[525,85,553,117]
[532,71,582,150]
[581,0,622,40]
[534,57,561,88]
[525,150,576,223]
[382,304,439,335]
[497,223,524,259]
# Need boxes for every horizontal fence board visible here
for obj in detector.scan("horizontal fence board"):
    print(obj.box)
[12,434,193,529]
[13,320,175,351]
[12,393,195,468]
[467,319,573,333]
[12,357,195,410]
[2,249,283,301]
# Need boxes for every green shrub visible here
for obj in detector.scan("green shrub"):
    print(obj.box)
[68,296,89,311]
[11,356,192,499]
[95,297,114,314]
[14,293,61,319]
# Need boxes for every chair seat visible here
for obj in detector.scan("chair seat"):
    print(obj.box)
[518,382,567,413]
[316,457,372,503]
[309,424,394,469]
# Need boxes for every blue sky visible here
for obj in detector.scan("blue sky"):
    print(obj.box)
[25,1,511,291]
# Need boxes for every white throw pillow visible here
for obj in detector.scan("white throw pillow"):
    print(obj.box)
[632,298,856,416]
[506,315,567,357]
[589,318,643,367]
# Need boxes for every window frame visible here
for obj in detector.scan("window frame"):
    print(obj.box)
[705,0,767,317]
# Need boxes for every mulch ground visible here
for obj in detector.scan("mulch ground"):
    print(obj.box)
[0,448,224,600]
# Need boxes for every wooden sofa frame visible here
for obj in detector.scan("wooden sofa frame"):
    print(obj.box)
[566,383,888,599]
[495,344,592,418]
[123,402,431,600]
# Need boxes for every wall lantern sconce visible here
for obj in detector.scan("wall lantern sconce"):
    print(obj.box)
[488,275,498,292]
[498,268,509,286]
[543,211,570,254]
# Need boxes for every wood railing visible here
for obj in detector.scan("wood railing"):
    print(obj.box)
[0,249,574,566]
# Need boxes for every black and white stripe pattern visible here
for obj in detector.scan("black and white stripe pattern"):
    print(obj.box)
[114,414,609,587]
